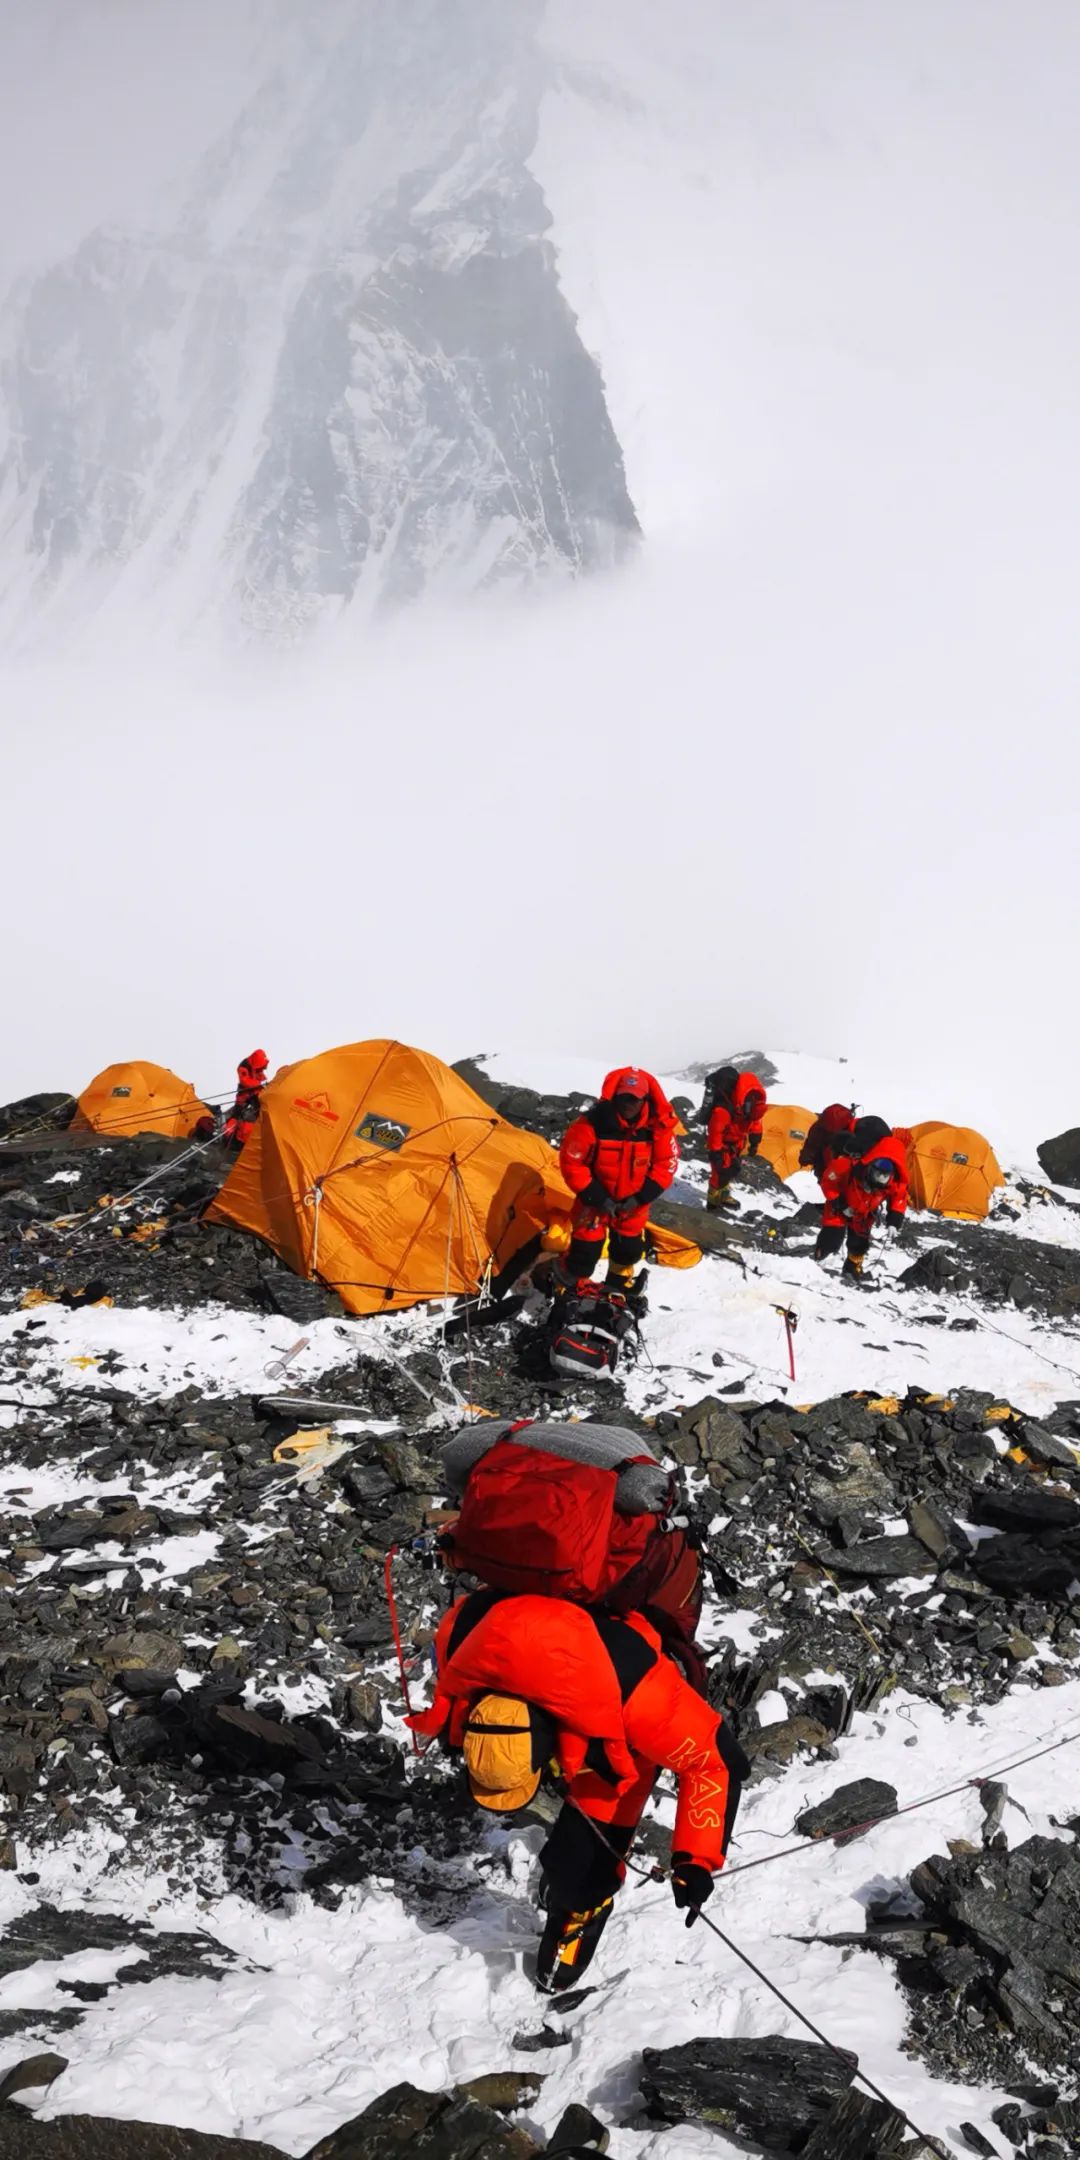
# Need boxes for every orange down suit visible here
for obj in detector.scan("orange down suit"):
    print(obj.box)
[410,1592,746,1876]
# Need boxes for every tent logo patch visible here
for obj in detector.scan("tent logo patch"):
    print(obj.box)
[355,1112,410,1151]
[110,1086,132,1097]
[293,1091,339,1123]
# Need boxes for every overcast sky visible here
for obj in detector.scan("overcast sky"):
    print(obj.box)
[2,2,1078,1151]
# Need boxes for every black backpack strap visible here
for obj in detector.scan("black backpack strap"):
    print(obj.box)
[446,1586,507,1658]
[589,1612,658,1700]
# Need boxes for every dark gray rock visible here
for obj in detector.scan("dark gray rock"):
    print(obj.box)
[1036,1128,1080,1188]
[799,2089,905,2157]
[815,1536,937,1581]
[640,2035,857,2149]
[795,1780,898,1843]
[0,2053,68,2104]
[970,1486,1080,1533]
[1015,1421,1080,1471]
[969,1530,1080,1599]
[547,2104,609,2154]
[0,2121,280,2158]
[301,2079,537,2157]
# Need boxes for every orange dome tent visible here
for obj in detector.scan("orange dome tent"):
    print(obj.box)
[206,1039,701,1317]
[757,1104,816,1182]
[906,1122,1005,1221]
[72,1062,212,1140]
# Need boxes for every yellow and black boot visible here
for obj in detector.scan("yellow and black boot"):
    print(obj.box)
[841,1252,865,1285]
[707,1180,738,1214]
[536,1896,615,1993]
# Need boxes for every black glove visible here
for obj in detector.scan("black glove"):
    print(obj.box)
[670,1855,714,1927]
[885,1209,905,1233]
[613,1189,645,1217]
[747,1133,761,1157]
[637,1177,663,1206]
[579,1181,609,1211]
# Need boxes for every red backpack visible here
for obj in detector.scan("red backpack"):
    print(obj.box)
[443,1435,657,1601]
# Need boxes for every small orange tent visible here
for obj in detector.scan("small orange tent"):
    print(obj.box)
[72,1062,212,1140]
[758,1105,816,1182]
[207,1040,698,1315]
[906,1122,1005,1221]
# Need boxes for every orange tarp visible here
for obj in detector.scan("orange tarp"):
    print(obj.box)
[758,1104,816,1182]
[906,1121,1004,1221]
[206,1039,700,1316]
[72,1062,211,1140]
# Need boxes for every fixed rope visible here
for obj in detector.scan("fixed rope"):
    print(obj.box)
[566,1799,953,2157]
[47,1136,219,1239]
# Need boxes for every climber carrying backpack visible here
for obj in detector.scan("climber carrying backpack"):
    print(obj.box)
[438,1419,704,1685]
[798,1102,857,1186]
[703,1066,767,1213]
[814,1114,910,1281]
[408,1587,747,1992]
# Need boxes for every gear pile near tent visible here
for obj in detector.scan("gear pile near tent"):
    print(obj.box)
[905,1121,1005,1221]
[72,1062,212,1140]
[206,1039,700,1317]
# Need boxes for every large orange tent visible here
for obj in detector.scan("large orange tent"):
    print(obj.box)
[206,1039,699,1316]
[906,1122,1005,1221]
[757,1104,817,1182]
[72,1062,212,1140]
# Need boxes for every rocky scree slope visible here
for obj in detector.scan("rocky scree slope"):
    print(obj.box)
[2,1073,1080,2153]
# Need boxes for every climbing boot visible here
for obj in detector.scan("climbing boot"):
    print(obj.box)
[841,1254,865,1284]
[706,1186,738,1215]
[604,1261,635,1297]
[536,1896,615,1993]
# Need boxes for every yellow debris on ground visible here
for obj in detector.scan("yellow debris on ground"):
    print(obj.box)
[273,1428,333,1464]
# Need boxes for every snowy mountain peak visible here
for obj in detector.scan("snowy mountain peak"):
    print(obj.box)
[0,0,637,642]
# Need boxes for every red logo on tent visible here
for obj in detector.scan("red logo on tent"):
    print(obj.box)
[293,1091,339,1123]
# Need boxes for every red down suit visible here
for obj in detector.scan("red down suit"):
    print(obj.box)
[224,1050,268,1148]
[410,1591,745,1883]
[822,1121,910,1233]
[559,1068,679,1271]
[707,1069,767,1192]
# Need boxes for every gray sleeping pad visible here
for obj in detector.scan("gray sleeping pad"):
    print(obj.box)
[439,1419,670,1516]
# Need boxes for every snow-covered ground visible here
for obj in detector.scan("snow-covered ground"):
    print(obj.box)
[1,1684,1077,2155]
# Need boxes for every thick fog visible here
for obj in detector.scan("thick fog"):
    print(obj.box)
[2,1,1078,1142]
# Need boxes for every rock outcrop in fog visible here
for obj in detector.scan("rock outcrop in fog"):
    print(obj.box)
[0,0,637,639]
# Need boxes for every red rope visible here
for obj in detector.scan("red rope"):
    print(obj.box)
[384,1545,423,1754]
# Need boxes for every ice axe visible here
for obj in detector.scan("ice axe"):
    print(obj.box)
[771,1303,798,1383]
